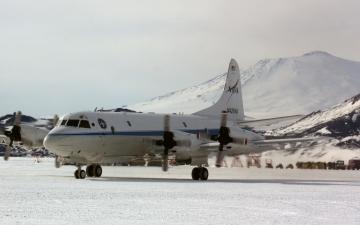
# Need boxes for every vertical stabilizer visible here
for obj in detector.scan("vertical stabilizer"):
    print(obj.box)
[193,59,245,121]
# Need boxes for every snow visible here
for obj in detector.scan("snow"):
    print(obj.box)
[352,113,359,122]
[316,127,332,135]
[341,135,360,142]
[1,158,360,225]
[262,139,360,164]
[129,52,360,119]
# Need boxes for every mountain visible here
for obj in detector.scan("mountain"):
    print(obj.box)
[269,93,360,137]
[0,114,37,126]
[129,51,360,119]
[0,113,54,128]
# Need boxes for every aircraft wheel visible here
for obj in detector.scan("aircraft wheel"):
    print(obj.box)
[74,170,80,179]
[94,165,102,177]
[79,170,86,179]
[86,165,95,177]
[200,167,209,180]
[191,167,200,180]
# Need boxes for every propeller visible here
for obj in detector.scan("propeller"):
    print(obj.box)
[161,115,176,172]
[4,111,22,160]
[215,112,233,167]
[215,112,249,167]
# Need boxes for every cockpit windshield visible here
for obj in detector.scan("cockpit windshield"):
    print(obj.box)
[67,120,80,127]
[58,117,91,129]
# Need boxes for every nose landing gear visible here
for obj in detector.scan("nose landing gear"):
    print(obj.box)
[74,166,86,179]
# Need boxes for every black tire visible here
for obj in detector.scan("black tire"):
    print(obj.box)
[191,167,200,180]
[95,165,102,177]
[74,170,80,179]
[200,168,209,180]
[86,165,95,177]
[79,170,86,179]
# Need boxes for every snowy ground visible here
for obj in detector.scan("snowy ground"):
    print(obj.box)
[1,158,360,225]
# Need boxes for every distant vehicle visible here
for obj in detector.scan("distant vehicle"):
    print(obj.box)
[348,158,360,170]
[265,159,273,168]
[286,164,294,169]
[276,164,284,169]
[327,160,346,170]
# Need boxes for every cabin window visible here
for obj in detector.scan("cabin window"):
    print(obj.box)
[182,122,188,128]
[91,123,95,127]
[61,120,67,126]
[79,120,91,128]
[126,121,132,127]
[66,120,80,127]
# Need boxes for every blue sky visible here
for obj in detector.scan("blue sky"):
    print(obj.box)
[1,0,359,117]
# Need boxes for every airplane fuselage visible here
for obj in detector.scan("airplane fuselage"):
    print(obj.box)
[44,111,263,165]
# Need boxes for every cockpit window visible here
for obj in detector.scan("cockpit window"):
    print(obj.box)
[61,120,67,126]
[79,120,91,128]
[66,120,79,127]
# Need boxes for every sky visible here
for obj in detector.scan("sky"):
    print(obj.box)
[0,0,360,117]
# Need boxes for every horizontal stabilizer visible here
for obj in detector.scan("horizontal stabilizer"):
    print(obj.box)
[238,115,304,128]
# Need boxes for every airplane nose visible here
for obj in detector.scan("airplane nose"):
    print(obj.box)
[43,134,55,150]
[43,132,74,157]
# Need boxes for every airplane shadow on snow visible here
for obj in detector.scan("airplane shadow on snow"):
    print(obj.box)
[89,177,360,186]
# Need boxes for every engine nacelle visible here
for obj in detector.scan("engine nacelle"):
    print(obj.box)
[228,126,263,144]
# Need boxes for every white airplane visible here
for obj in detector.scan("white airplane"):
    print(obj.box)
[43,59,313,180]
[1,112,58,159]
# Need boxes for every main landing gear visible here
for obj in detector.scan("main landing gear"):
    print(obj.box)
[191,167,209,180]
[74,164,102,179]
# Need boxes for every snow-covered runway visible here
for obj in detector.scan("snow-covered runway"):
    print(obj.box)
[1,158,359,225]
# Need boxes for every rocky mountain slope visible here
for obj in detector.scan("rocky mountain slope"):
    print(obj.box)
[267,93,360,149]
[270,94,360,137]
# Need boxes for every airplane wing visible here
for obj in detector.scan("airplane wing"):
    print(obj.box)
[237,115,304,129]
[196,137,317,156]
[251,137,316,145]
[198,137,317,148]
[20,124,50,147]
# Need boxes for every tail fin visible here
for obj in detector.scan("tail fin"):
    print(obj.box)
[193,59,245,121]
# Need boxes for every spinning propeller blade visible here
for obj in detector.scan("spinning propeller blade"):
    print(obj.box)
[4,111,22,160]
[161,115,176,172]
[215,112,232,167]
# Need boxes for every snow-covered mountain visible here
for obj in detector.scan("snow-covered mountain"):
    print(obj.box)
[269,93,360,138]
[129,51,360,118]
[0,114,37,126]
[264,93,360,156]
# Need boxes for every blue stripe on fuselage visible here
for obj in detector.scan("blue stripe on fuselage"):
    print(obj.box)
[48,129,219,137]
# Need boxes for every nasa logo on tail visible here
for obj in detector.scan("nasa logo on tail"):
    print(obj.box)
[226,108,239,114]
[227,80,239,94]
